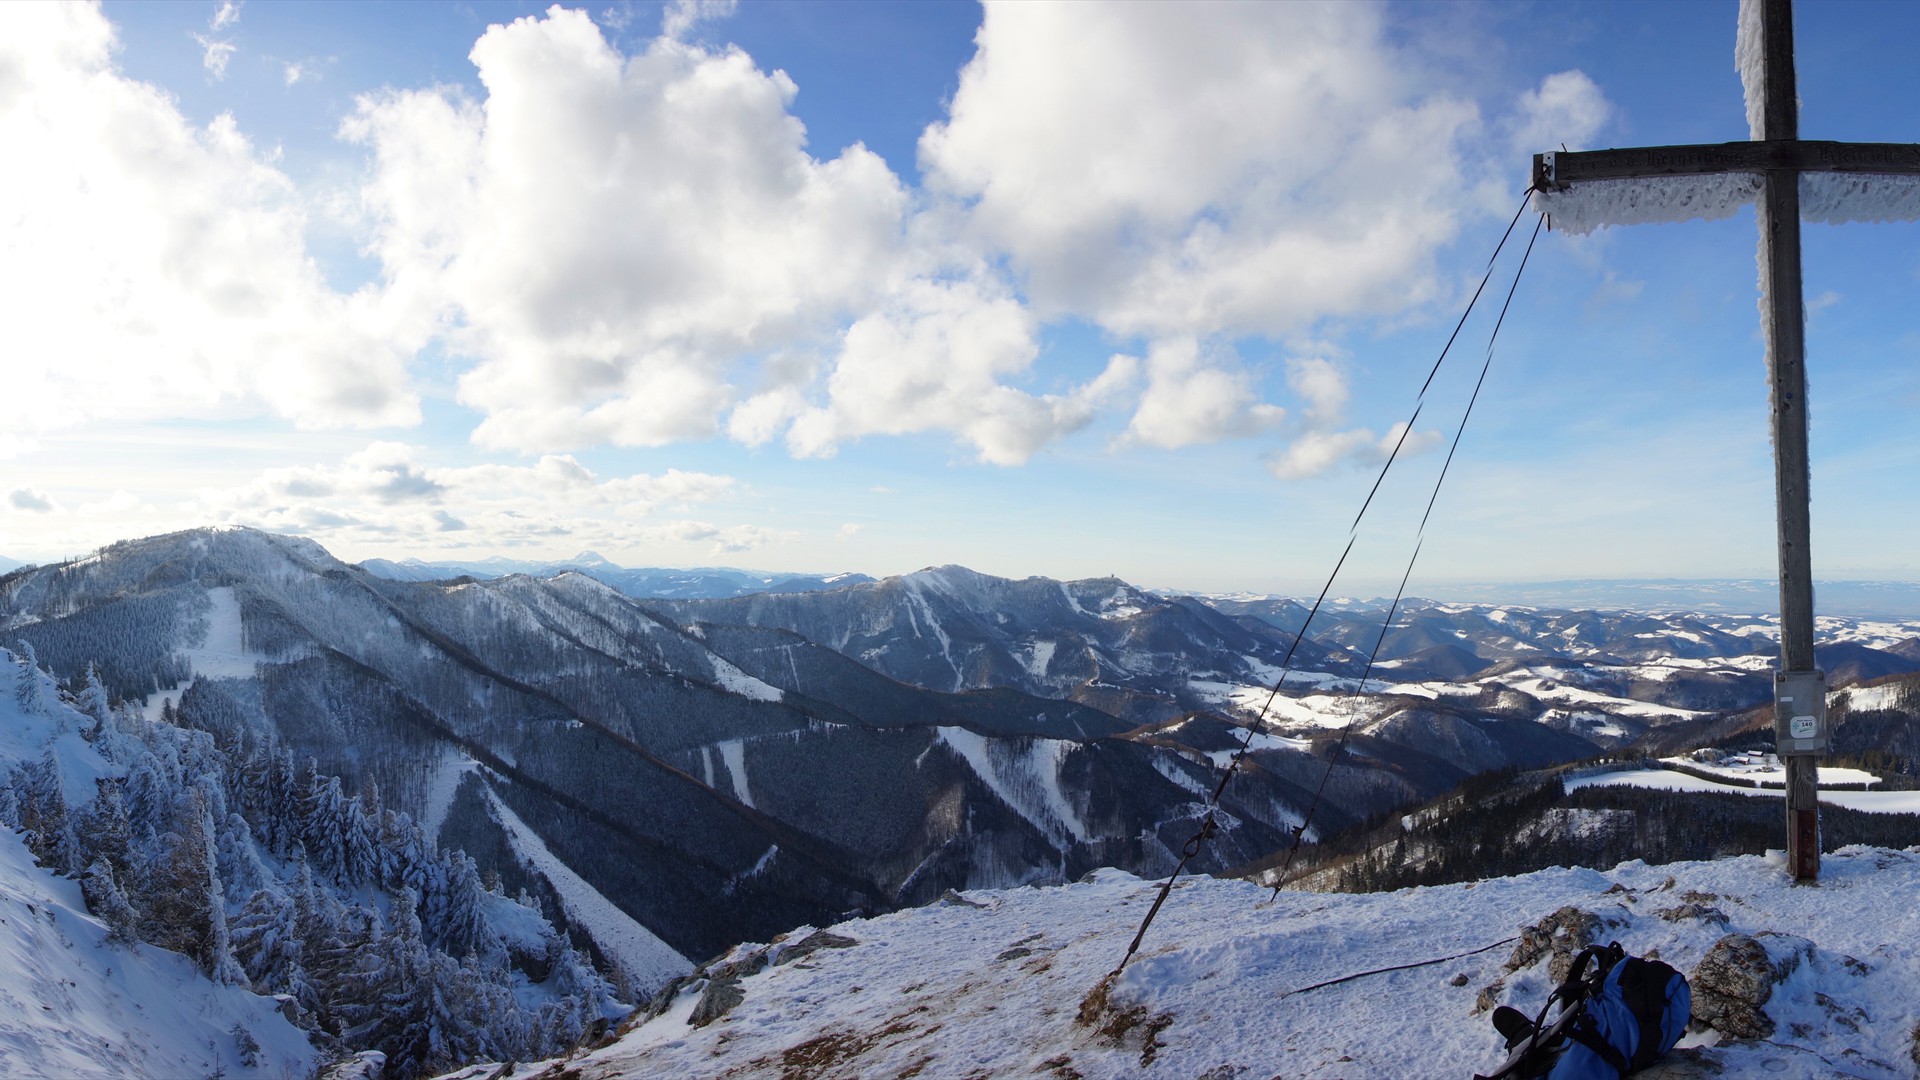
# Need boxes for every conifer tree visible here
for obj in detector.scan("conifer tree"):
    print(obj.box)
[81,859,141,945]
[74,778,133,879]
[77,664,112,742]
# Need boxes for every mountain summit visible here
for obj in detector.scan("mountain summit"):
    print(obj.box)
[488,847,1920,1078]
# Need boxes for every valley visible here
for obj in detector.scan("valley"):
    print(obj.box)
[5,526,1920,1077]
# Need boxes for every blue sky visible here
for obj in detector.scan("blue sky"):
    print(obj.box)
[4,0,1920,596]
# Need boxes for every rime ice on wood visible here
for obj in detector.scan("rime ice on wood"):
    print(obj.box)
[1530,173,1759,235]
[1738,0,1766,141]
[1532,173,1920,234]
[1799,172,1920,224]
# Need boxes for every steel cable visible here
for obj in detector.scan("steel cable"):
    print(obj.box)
[1106,194,1540,977]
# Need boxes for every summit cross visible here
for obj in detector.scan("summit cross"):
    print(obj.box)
[1530,0,1920,882]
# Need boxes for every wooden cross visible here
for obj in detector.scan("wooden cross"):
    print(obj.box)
[1530,0,1920,881]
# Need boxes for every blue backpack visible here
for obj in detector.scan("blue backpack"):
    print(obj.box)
[1476,942,1691,1079]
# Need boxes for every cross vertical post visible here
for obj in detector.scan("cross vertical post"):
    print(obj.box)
[1753,0,1823,884]
[1525,0,1920,881]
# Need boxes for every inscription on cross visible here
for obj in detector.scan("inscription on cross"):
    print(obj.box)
[1529,0,1920,881]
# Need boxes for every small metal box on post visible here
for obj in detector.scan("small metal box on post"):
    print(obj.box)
[1773,670,1828,754]
[1774,668,1825,880]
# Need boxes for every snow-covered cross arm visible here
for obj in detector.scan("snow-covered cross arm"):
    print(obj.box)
[1532,0,1920,235]
[1532,142,1920,234]
[1523,0,1920,883]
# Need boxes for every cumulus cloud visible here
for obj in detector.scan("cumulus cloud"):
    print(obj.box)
[0,3,419,439]
[4,1,1594,488]
[1264,357,1440,480]
[768,279,1137,465]
[1117,339,1283,450]
[921,2,1479,342]
[344,6,909,454]
[201,442,756,555]
[1509,69,1610,157]
[1286,356,1350,425]
[1268,420,1441,481]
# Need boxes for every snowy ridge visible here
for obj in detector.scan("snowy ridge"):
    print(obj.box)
[502,848,1920,1079]
[482,785,692,994]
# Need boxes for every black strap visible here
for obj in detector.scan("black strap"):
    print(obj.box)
[1565,1012,1631,1075]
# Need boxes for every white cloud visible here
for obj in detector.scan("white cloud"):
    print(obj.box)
[1267,421,1441,481]
[0,3,418,440]
[1286,356,1350,424]
[921,1,1480,341]
[345,6,909,454]
[200,442,753,555]
[197,3,242,80]
[632,521,790,555]
[1266,356,1441,480]
[1509,69,1610,157]
[195,33,236,78]
[4,1,1598,492]
[775,279,1136,465]
[661,0,736,40]
[1117,339,1282,450]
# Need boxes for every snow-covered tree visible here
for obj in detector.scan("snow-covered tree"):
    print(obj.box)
[81,859,141,945]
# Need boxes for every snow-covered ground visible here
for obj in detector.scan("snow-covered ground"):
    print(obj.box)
[1843,683,1910,713]
[0,817,315,1080]
[491,847,1920,1079]
[1668,754,1880,788]
[139,587,277,724]
[0,663,314,1079]
[1570,768,1920,815]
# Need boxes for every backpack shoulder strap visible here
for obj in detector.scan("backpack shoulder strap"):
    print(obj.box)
[1564,1010,1632,1075]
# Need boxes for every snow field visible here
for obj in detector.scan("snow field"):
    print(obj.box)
[181,588,270,680]
[716,739,755,809]
[482,787,692,995]
[1570,768,1920,814]
[935,727,1089,845]
[1667,754,1880,788]
[514,848,1920,1079]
